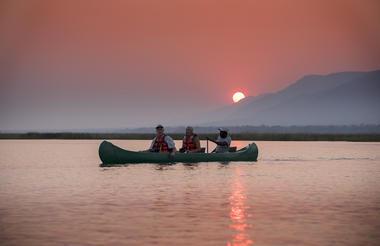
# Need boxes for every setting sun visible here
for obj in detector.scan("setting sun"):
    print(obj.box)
[233,92,246,103]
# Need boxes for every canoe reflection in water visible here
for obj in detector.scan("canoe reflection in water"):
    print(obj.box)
[228,167,254,246]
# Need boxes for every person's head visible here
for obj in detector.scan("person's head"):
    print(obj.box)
[155,125,164,136]
[185,126,194,137]
[218,128,229,138]
[220,131,228,138]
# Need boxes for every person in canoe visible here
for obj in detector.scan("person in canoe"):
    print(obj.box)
[179,126,201,153]
[143,125,176,157]
[206,128,231,153]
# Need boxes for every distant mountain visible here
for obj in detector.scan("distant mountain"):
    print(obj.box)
[5,69,379,133]
[201,69,380,126]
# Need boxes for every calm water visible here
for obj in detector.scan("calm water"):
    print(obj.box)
[0,140,379,246]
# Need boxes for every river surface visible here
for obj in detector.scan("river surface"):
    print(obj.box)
[0,140,379,246]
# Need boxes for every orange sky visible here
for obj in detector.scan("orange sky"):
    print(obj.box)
[1,0,380,130]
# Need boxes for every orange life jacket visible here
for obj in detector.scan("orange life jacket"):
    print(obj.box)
[153,134,169,152]
[183,134,197,151]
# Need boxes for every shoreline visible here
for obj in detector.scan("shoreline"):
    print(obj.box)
[1,133,380,142]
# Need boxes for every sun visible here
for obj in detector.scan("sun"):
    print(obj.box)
[232,92,246,103]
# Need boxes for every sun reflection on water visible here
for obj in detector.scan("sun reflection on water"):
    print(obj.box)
[227,167,254,246]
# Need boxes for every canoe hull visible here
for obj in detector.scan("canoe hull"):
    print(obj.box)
[99,141,258,164]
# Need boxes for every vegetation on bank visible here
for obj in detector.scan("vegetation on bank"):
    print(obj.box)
[1,132,380,142]
[117,125,380,134]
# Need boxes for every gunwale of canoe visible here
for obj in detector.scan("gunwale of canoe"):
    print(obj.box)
[99,140,258,164]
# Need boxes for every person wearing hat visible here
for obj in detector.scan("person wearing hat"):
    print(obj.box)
[143,125,176,157]
[206,128,231,153]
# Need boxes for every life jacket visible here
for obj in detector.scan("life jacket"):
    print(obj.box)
[153,134,169,152]
[183,134,197,151]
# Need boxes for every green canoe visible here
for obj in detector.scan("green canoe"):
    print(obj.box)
[99,140,258,164]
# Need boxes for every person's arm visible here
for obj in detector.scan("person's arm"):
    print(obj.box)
[165,136,177,157]
[206,137,228,146]
[216,141,228,146]
[226,136,231,147]
[179,138,185,152]
[190,136,201,153]
[141,138,155,152]
[206,137,217,144]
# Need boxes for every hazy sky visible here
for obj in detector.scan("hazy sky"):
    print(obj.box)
[1,0,380,130]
